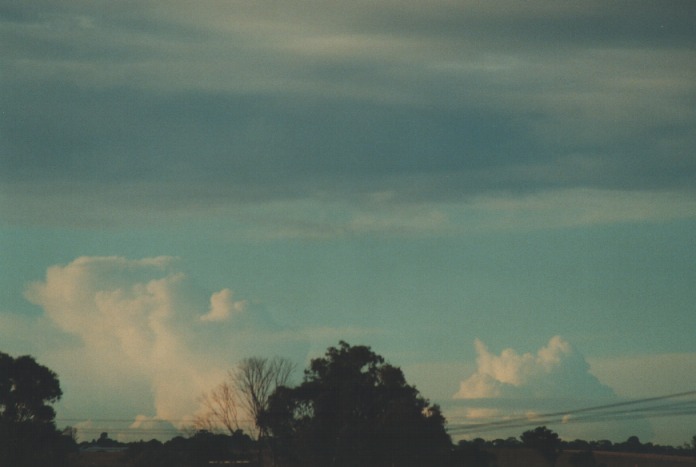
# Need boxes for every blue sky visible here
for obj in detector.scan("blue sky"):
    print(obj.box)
[1,1,695,444]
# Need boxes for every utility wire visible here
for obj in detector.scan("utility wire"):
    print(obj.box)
[55,391,696,438]
[446,390,696,435]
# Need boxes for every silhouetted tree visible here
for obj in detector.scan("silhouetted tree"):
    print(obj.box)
[61,425,77,443]
[264,341,451,467]
[590,439,612,451]
[452,440,496,467]
[684,434,696,458]
[566,439,591,451]
[0,352,62,424]
[520,426,562,467]
[93,431,123,448]
[194,379,240,435]
[127,431,254,467]
[0,351,73,467]
[619,435,643,452]
[236,357,295,467]
[235,356,295,439]
[194,356,294,441]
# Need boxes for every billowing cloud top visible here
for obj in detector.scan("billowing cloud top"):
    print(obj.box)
[450,336,653,440]
[24,256,304,431]
[201,288,247,322]
[454,336,615,400]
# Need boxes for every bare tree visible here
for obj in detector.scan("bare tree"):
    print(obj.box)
[193,380,240,435]
[234,356,295,439]
[193,357,294,439]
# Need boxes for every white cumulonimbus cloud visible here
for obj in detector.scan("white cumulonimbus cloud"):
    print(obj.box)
[24,256,292,435]
[200,288,247,322]
[454,336,615,400]
[451,336,653,441]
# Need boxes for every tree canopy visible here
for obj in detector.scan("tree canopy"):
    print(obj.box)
[520,426,562,467]
[194,356,294,442]
[263,341,451,467]
[0,352,62,424]
[235,356,294,439]
[0,351,72,467]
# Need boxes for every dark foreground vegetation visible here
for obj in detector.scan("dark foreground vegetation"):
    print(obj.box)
[2,346,695,467]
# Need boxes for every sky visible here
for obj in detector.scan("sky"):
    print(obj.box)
[1,0,696,445]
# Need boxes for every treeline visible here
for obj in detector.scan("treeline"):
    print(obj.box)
[73,426,696,467]
[1,346,695,467]
[122,430,255,467]
[459,434,696,456]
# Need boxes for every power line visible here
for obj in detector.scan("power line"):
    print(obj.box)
[54,390,696,438]
[446,390,696,435]
[446,390,696,434]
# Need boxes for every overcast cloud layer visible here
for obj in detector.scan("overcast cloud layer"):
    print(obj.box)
[2,1,696,233]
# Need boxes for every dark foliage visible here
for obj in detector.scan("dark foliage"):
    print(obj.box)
[126,429,254,467]
[457,434,696,460]
[0,352,62,424]
[0,351,75,467]
[263,341,451,467]
[520,426,563,466]
[451,441,496,467]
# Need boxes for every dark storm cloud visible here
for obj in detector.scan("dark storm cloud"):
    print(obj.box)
[359,2,696,50]
[1,80,536,181]
[2,0,695,220]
